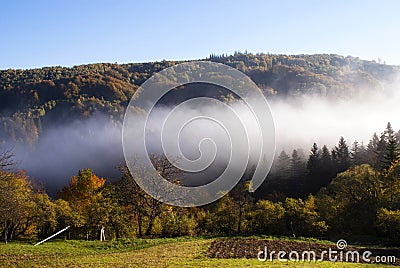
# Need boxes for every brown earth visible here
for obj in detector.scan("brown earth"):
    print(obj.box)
[206,238,400,265]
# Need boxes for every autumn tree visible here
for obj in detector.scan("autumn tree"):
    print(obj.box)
[0,171,34,243]
[59,168,106,239]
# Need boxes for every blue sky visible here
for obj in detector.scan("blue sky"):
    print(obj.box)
[1,0,399,69]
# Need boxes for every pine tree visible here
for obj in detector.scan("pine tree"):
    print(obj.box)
[333,136,350,173]
[359,142,367,164]
[320,145,335,185]
[320,145,332,168]
[350,140,366,166]
[276,150,291,179]
[306,143,324,194]
[383,135,400,171]
[366,133,380,167]
[306,143,320,175]
[376,133,387,170]
[384,122,394,140]
[290,149,304,178]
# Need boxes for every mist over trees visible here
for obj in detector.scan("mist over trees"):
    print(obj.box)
[1,53,399,191]
[1,53,400,243]
[1,122,400,244]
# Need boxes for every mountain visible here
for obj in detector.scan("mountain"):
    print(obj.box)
[1,53,399,144]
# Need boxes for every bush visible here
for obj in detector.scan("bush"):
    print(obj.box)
[377,208,400,242]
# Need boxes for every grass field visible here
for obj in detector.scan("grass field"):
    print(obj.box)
[0,237,396,267]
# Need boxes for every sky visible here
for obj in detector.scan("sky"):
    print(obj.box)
[1,0,400,69]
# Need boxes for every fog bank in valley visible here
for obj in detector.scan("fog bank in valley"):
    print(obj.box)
[9,78,400,192]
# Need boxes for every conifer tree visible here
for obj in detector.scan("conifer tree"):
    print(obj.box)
[333,136,350,173]
[290,149,304,178]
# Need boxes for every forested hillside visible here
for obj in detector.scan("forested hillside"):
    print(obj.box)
[1,53,399,144]
[1,53,400,244]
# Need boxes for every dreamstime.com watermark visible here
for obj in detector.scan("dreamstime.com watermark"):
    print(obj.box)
[257,239,396,264]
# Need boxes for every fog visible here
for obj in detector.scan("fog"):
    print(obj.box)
[13,115,123,193]
[9,79,400,192]
[271,89,400,153]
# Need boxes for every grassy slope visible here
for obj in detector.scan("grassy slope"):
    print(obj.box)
[0,238,394,267]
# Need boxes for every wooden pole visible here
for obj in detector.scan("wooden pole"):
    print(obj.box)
[34,226,70,246]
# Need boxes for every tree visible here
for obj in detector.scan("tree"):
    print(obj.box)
[0,149,15,171]
[275,150,291,179]
[373,123,396,171]
[159,207,197,237]
[284,196,327,237]
[31,192,57,239]
[118,155,183,237]
[382,135,400,171]
[0,171,34,243]
[54,199,75,239]
[306,143,320,175]
[351,140,366,166]
[383,160,400,209]
[366,133,380,167]
[229,181,253,234]
[199,194,238,235]
[320,145,335,184]
[290,149,305,178]
[328,164,383,234]
[246,200,285,235]
[333,136,350,173]
[86,185,130,240]
[59,169,106,239]
[376,208,400,241]
[306,143,322,193]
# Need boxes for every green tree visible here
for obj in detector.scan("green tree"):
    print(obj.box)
[31,192,57,239]
[383,161,400,209]
[376,208,400,242]
[328,164,383,234]
[382,136,400,171]
[246,200,286,235]
[284,196,327,237]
